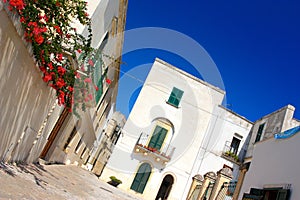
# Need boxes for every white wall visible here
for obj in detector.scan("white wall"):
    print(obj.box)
[0,10,58,162]
[102,58,251,199]
[239,129,300,199]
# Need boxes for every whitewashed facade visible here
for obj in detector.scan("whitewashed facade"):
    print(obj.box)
[235,105,300,200]
[0,0,128,171]
[101,58,252,200]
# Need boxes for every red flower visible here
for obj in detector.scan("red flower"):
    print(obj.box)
[57,53,63,61]
[34,34,44,44]
[56,78,66,88]
[54,25,62,35]
[84,78,92,83]
[68,86,74,92]
[106,78,111,84]
[75,72,80,79]
[58,91,65,105]
[38,14,49,23]
[57,66,66,75]
[94,85,99,91]
[43,73,52,82]
[28,21,37,27]
[88,59,94,66]
[40,67,46,73]
[20,16,26,23]
[48,62,54,70]
[88,93,93,100]
[77,49,82,53]
[40,27,48,33]
[66,34,71,39]
[9,0,25,10]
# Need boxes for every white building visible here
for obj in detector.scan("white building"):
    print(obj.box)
[235,105,300,200]
[101,58,252,200]
[0,0,128,172]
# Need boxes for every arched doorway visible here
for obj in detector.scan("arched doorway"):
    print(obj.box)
[155,174,174,200]
[130,163,152,194]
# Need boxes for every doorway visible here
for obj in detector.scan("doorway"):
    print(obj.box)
[155,174,174,200]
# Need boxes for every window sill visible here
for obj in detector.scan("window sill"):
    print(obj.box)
[166,101,180,108]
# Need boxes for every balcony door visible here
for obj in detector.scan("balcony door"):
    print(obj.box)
[148,125,168,151]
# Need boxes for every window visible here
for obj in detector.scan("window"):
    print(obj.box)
[130,163,152,194]
[230,137,241,155]
[255,123,265,143]
[148,125,168,151]
[167,87,184,107]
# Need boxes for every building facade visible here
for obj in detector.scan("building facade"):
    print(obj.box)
[100,58,252,200]
[0,0,128,173]
[234,105,300,200]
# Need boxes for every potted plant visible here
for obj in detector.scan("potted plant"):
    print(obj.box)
[108,176,122,187]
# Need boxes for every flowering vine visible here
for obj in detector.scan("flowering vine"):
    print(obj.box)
[2,0,95,112]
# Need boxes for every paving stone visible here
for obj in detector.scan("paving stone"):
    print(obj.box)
[0,163,142,200]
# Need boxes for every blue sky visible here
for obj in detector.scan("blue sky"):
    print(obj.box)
[116,0,300,122]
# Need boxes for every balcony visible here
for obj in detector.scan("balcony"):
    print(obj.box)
[221,141,241,165]
[134,133,175,165]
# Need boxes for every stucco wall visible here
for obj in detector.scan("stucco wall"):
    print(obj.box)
[101,59,252,200]
[0,10,57,162]
[239,130,300,199]
[245,105,298,159]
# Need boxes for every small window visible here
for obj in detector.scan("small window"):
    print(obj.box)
[255,123,265,143]
[167,87,184,107]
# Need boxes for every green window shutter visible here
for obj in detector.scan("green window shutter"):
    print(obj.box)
[130,163,152,194]
[95,77,103,103]
[167,87,184,107]
[148,126,160,148]
[148,126,168,150]
[155,128,167,150]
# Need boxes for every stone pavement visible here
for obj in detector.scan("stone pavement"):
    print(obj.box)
[0,162,142,200]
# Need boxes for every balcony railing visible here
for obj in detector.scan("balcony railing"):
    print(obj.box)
[221,141,241,165]
[134,132,175,165]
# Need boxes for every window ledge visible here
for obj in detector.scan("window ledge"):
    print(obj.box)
[166,101,180,108]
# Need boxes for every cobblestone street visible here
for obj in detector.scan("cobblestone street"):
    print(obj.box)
[0,163,142,200]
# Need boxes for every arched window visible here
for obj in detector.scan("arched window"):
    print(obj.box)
[130,163,152,193]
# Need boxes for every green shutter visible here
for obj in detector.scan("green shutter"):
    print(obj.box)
[130,163,152,194]
[167,87,183,107]
[148,126,168,150]
[95,76,103,103]
[155,128,167,150]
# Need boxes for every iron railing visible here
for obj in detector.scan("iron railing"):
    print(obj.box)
[135,132,175,160]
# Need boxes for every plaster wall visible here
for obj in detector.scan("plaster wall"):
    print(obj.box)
[0,10,58,163]
[245,105,299,159]
[101,59,252,200]
[239,130,300,199]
